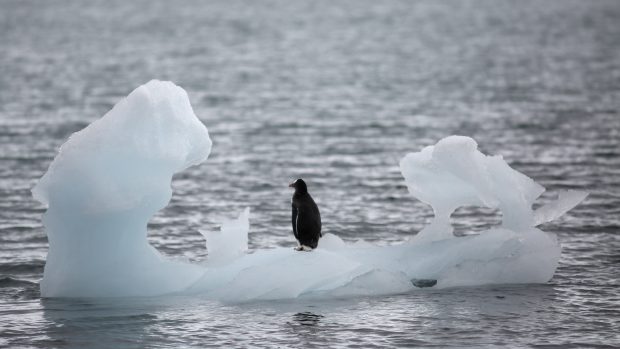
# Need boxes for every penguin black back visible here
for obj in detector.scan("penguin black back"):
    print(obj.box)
[289,179,321,250]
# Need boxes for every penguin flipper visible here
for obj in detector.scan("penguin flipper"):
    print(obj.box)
[291,205,298,240]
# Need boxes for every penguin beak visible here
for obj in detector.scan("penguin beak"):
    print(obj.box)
[288,182,294,188]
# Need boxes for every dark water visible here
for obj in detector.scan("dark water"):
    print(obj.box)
[1,0,619,347]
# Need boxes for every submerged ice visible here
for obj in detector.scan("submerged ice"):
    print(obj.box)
[33,80,587,300]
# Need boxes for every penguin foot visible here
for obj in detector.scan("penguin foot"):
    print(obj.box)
[294,245,314,252]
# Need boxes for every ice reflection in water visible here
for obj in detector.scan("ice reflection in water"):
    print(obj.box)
[32,286,564,348]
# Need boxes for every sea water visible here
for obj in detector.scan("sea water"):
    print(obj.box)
[1,0,618,347]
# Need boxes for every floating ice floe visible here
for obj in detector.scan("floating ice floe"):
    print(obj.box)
[33,80,587,300]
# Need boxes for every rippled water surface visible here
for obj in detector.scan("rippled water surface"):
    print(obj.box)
[1,0,619,347]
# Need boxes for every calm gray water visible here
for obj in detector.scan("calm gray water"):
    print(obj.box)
[1,0,619,347]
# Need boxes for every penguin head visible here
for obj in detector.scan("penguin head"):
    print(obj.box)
[288,178,307,193]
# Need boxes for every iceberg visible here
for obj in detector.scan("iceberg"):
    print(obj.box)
[33,80,587,300]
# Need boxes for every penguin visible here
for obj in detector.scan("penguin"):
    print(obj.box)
[289,179,321,251]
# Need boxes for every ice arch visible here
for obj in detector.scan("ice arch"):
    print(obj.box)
[400,136,586,242]
[33,80,587,299]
